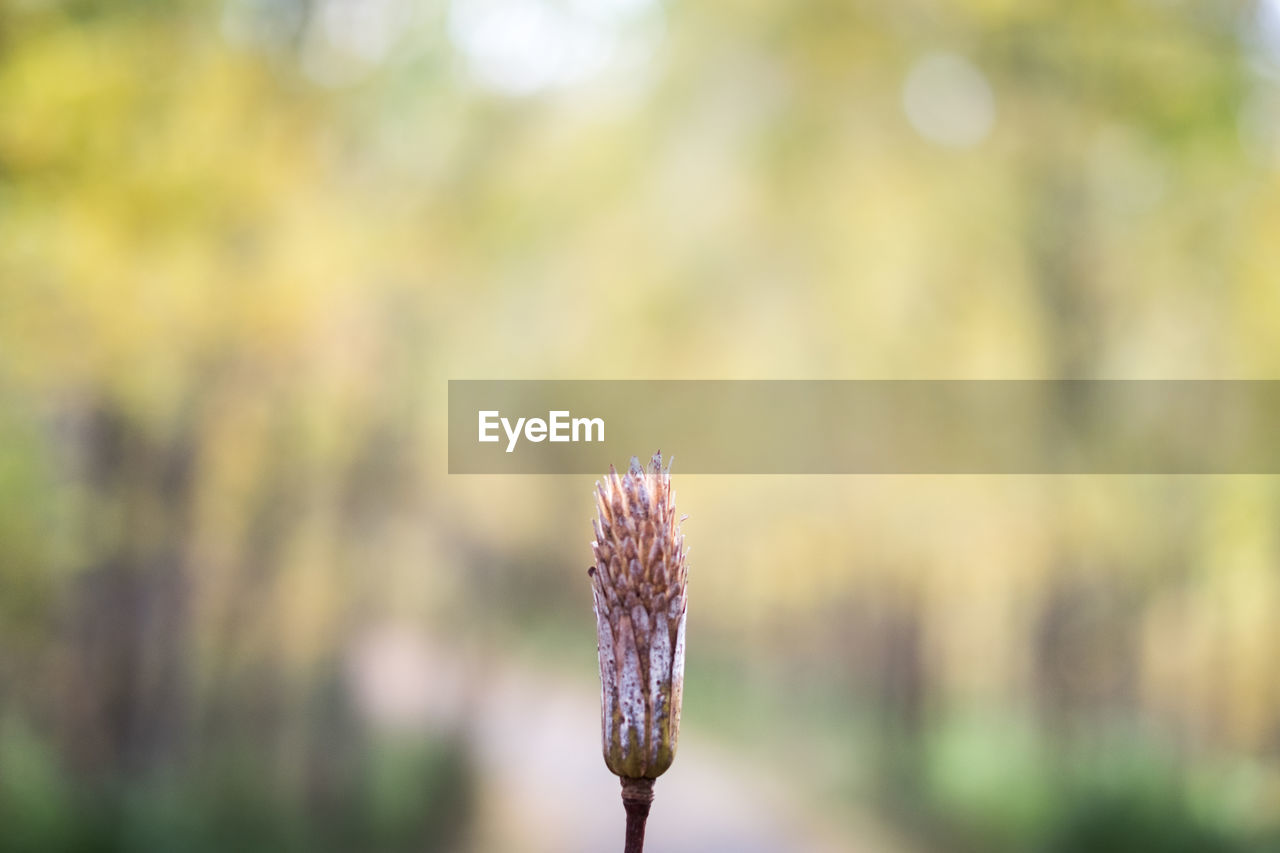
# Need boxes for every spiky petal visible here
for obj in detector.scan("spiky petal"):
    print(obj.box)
[589,452,688,780]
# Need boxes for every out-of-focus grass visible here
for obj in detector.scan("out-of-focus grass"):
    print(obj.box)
[0,714,475,853]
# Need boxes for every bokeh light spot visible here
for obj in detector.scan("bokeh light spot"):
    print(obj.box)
[902,52,996,149]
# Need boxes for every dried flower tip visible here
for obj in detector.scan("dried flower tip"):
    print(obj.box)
[589,452,688,780]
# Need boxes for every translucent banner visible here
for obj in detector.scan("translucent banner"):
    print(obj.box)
[447,380,1280,473]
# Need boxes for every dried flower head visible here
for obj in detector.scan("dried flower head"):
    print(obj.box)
[589,452,688,781]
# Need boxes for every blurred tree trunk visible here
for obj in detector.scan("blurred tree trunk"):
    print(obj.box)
[59,402,195,783]
[1033,572,1139,743]
[872,586,927,791]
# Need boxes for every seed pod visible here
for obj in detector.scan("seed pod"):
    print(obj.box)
[589,452,688,780]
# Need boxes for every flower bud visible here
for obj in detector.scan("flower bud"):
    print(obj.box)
[589,452,688,780]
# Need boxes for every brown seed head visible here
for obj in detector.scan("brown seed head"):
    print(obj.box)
[589,452,688,780]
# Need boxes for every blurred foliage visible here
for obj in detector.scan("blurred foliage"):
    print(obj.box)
[3,0,1280,849]
[0,712,474,852]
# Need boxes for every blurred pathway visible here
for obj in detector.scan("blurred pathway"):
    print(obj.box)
[460,654,915,853]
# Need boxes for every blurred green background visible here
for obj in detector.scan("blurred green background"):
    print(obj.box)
[3,0,1280,850]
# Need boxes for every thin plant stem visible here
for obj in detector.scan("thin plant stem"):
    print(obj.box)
[620,777,655,853]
